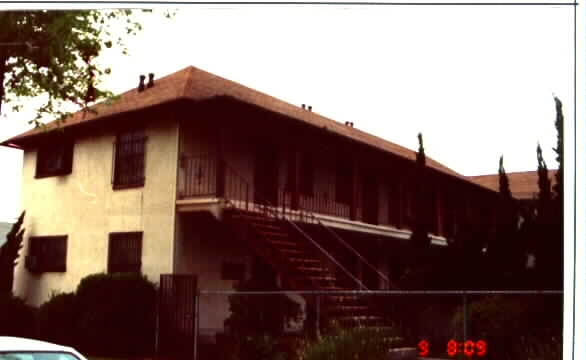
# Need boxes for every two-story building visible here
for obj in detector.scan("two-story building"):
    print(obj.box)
[1,65,498,341]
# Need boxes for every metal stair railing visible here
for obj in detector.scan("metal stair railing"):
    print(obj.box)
[185,152,391,291]
[220,160,368,291]
[255,200,368,291]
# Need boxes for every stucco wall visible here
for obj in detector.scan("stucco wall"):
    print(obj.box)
[175,212,252,339]
[14,117,179,306]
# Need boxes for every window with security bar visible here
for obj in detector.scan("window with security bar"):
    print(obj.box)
[108,232,143,273]
[112,130,147,188]
[26,235,67,273]
[35,140,74,178]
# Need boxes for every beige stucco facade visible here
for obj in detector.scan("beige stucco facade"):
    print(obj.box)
[14,116,179,306]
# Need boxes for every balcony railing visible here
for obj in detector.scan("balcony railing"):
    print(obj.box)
[178,153,354,221]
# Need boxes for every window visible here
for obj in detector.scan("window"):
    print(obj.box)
[113,130,147,188]
[108,232,143,273]
[335,161,352,204]
[35,140,74,178]
[26,236,67,273]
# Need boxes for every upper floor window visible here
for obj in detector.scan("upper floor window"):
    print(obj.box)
[108,232,143,273]
[26,235,67,273]
[35,140,74,178]
[113,130,147,189]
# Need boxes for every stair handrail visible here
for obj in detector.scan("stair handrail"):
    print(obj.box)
[220,160,368,291]
[284,190,398,290]
[256,199,369,291]
[318,219,399,290]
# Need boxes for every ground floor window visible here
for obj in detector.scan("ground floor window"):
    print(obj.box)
[108,232,143,273]
[26,235,67,273]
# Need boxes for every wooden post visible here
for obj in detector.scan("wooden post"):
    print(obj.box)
[350,157,359,221]
[436,185,443,237]
[216,127,225,197]
[291,148,301,210]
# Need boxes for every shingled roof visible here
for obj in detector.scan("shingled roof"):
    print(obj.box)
[3,65,480,184]
[468,169,558,200]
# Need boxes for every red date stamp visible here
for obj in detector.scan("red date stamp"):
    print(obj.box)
[418,339,487,357]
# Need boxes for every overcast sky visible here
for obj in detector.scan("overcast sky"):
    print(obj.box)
[0,3,575,222]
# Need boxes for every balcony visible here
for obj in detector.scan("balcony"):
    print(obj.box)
[175,153,441,244]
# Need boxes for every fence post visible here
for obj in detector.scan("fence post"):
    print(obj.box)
[193,292,199,360]
[316,294,321,338]
[462,292,467,343]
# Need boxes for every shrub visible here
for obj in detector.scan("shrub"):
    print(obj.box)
[301,326,404,360]
[0,294,37,338]
[75,273,157,357]
[39,292,79,347]
[225,278,302,336]
[451,295,562,360]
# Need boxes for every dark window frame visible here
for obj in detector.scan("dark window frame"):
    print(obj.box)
[108,232,143,274]
[35,140,74,179]
[112,129,147,189]
[26,235,68,273]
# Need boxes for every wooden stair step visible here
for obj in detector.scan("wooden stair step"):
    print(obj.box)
[252,222,283,231]
[266,239,300,248]
[326,305,370,315]
[325,295,362,303]
[308,275,337,282]
[257,230,289,238]
[290,258,322,264]
[279,248,305,255]
[332,315,383,324]
[229,213,275,223]
[295,265,331,273]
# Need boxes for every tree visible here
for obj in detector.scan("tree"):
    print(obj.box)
[409,132,431,249]
[491,156,521,287]
[552,96,563,201]
[534,97,564,289]
[0,10,170,126]
[536,143,552,219]
[0,211,25,298]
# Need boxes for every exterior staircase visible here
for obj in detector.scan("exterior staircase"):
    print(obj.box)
[224,206,386,331]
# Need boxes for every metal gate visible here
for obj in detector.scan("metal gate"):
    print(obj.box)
[157,274,198,359]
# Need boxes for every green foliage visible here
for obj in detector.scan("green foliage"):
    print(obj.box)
[452,295,561,360]
[0,10,171,125]
[300,327,403,360]
[553,96,563,201]
[410,132,430,248]
[0,211,25,298]
[74,273,157,357]
[0,294,37,338]
[39,292,79,347]
[498,156,513,200]
[220,334,291,360]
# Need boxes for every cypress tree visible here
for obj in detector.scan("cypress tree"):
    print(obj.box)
[493,156,519,287]
[536,143,552,217]
[553,97,563,201]
[410,133,431,249]
[0,211,25,298]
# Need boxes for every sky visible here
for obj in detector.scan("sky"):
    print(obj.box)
[0,2,576,222]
